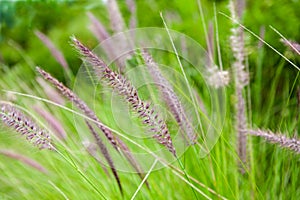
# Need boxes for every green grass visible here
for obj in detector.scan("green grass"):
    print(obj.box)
[0,0,300,199]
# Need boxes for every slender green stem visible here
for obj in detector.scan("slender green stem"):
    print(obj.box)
[53,147,108,200]
[176,155,201,200]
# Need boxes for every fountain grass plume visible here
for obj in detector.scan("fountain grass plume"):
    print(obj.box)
[83,141,110,176]
[0,149,48,174]
[87,12,110,42]
[248,129,300,154]
[107,0,126,32]
[36,67,119,150]
[0,103,52,150]
[36,67,146,184]
[34,30,69,71]
[86,120,123,195]
[71,37,177,157]
[229,0,249,172]
[126,0,137,29]
[33,105,67,140]
[141,49,197,144]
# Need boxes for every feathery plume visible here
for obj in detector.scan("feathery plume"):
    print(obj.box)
[34,30,69,70]
[87,12,125,70]
[247,129,300,154]
[0,103,52,150]
[107,0,126,33]
[36,77,65,105]
[83,141,110,176]
[36,67,146,182]
[86,121,123,194]
[126,0,137,29]
[36,67,119,150]
[141,50,197,144]
[206,21,229,88]
[236,0,245,19]
[72,37,177,156]
[106,0,132,71]
[0,149,48,174]
[87,12,110,42]
[206,66,230,89]
[258,26,265,49]
[229,0,249,172]
[33,105,67,140]
[281,39,300,55]
[229,2,249,89]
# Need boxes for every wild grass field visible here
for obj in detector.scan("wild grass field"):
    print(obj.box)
[0,0,299,199]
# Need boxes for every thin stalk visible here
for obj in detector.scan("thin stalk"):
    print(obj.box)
[176,156,200,200]
[54,147,108,200]
[130,159,158,200]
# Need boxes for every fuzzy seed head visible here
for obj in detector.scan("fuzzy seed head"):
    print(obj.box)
[0,103,52,150]
[72,38,177,156]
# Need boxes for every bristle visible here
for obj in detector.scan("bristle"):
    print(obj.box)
[107,0,126,32]
[36,77,65,105]
[87,12,110,42]
[126,0,137,29]
[206,21,229,88]
[229,0,249,88]
[34,30,69,70]
[86,121,123,195]
[83,140,110,176]
[281,39,300,55]
[258,26,265,49]
[206,66,230,88]
[0,103,52,150]
[229,0,249,173]
[0,149,48,174]
[142,49,197,144]
[247,129,300,154]
[86,13,127,72]
[33,105,67,140]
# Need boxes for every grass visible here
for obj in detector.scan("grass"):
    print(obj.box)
[0,0,300,199]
